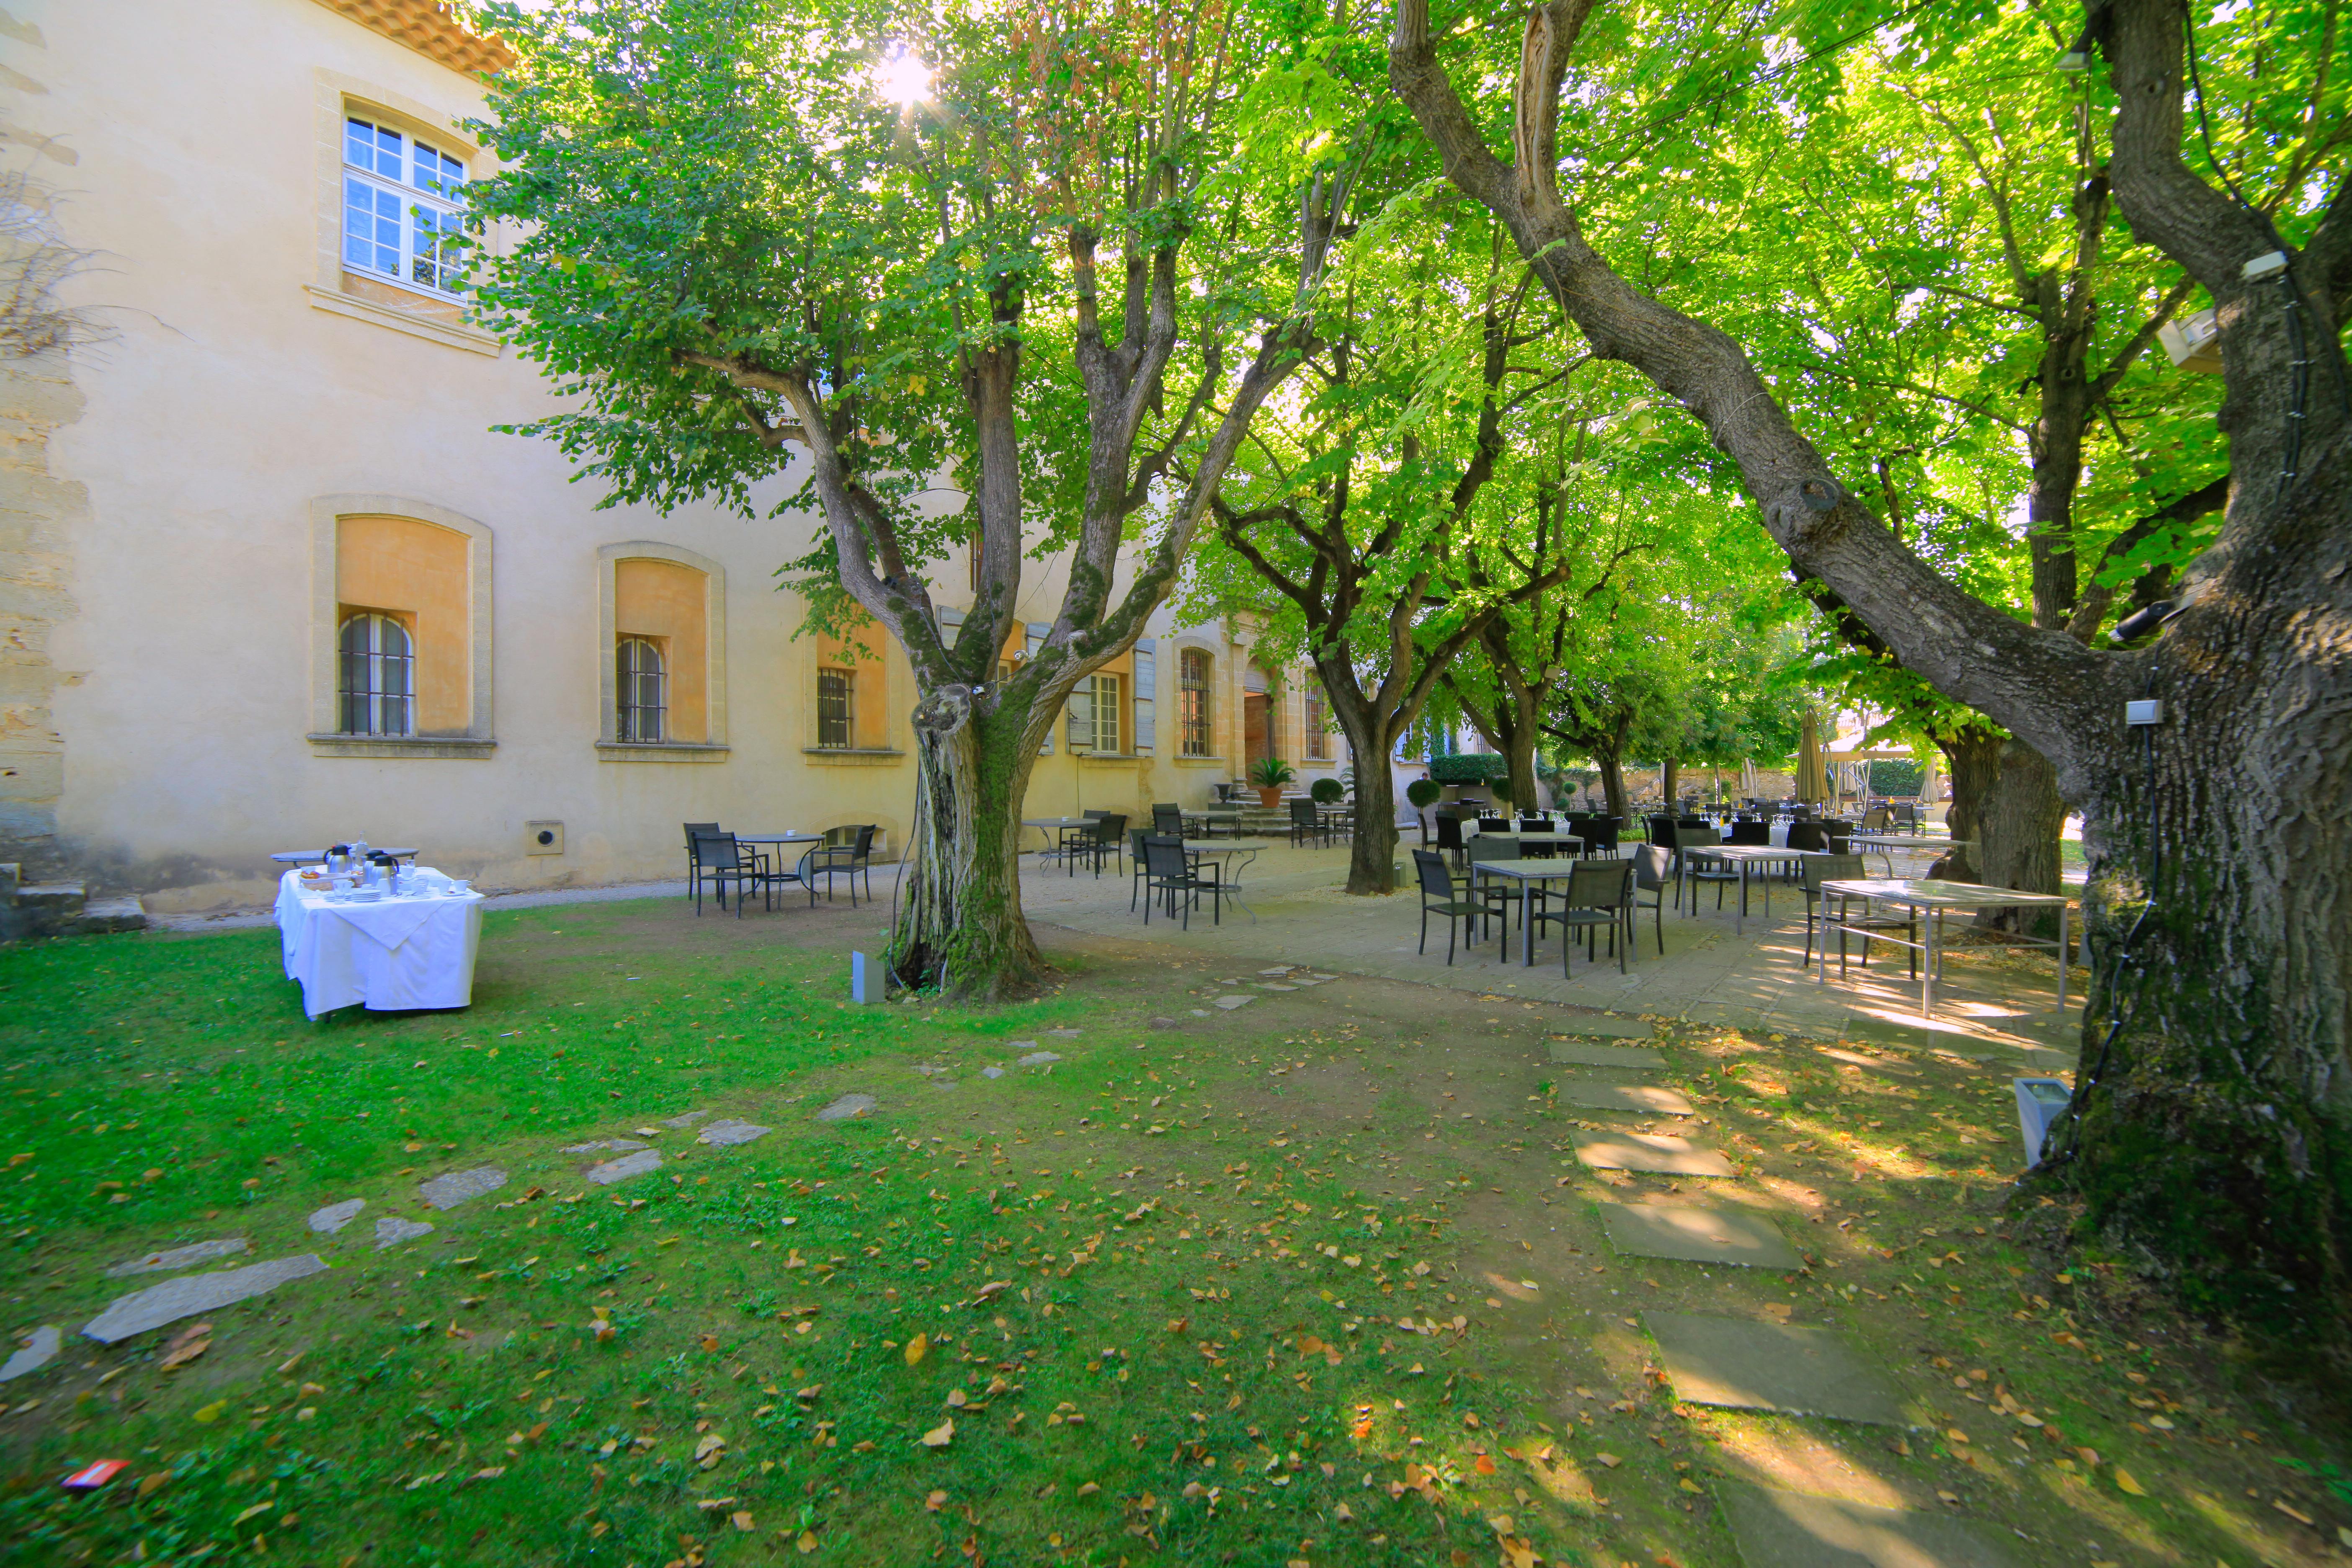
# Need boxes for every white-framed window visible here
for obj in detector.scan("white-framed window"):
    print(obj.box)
[1303,686,1331,760]
[1066,673,1122,752]
[817,668,855,749]
[343,116,466,296]
[1179,648,1212,757]
[338,613,414,736]
[616,637,666,743]
[1132,640,1155,752]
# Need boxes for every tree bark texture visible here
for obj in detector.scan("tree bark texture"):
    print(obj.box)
[893,686,1042,998]
[1939,725,2003,881]
[1391,0,2352,1354]
[1975,738,2066,934]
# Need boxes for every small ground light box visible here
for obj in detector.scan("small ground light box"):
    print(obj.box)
[2157,308,2221,372]
[2014,1077,2073,1167]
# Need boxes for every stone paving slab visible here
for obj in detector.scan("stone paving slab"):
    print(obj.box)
[817,1094,876,1122]
[1645,1312,1906,1425]
[697,1118,771,1148]
[1,1325,61,1382]
[307,1200,367,1235]
[105,1238,250,1278]
[587,1149,665,1185]
[418,1167,507,1210]
[1572,1131,1734,1177]
[1017,1051,1063,1067]
[1548,1013,1656,1040]
[661,1110,711,1128]
[83,1255,330,1345]
[1599,1202,1800,1269]
[375,1217,434,1250]
[562,1138,650,1154]
[1557,1080,1693,1115]
[1714,1480,2019,1567]
[1547,1041,1666,1070]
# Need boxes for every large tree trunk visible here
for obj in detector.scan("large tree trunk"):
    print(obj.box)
[1595,749,1627,823]
[1661,758,1679,809]
[1327,676,1402,896]
[1938,726,2002,880]
[1974,738,2066,934]
[889,687,1045,998]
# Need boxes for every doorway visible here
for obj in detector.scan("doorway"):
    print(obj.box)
[1243,662,1277,766]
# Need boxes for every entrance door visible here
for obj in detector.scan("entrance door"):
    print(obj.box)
[1243,694,1272,766]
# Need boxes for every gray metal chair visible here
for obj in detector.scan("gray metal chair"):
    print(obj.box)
[1801,852,1915,974]
[683,822,719,901]
[1463,834,1522,936]
[1630,843,1674,955]
[1143,836,1223,928]
[1531,858,1636,974]
[1413,849,1487,965]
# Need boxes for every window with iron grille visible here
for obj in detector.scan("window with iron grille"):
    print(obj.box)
[1179,648,1212,757]
[616,637,666,743]
[817,668,855,749]
[1303,686,1331,760]
[1066,673,1121,751]
[338,613,414,736]
[343,116,466,296]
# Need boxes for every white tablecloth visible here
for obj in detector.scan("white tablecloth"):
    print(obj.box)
[276,869,484,1019]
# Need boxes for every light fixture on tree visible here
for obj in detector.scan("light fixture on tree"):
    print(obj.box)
[2157,310,2222,373]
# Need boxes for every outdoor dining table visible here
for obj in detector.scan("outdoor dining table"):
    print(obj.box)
[1845,832,1975,877]
[1183,807,1246,838]
[269,848,419,865]
[1816,877,2076,1019]
[1468,857,1594,966]
[1181,838,1268,921]
[275,867,482,1019]
[1679,843,1828,934]
[1020,816,1095,862]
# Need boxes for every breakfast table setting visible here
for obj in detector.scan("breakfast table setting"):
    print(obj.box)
[274,842,484,1018]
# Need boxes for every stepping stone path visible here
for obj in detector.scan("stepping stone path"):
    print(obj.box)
[696,1118,770,1148]
[587,1149,664,1185]
[1556,1080,1693,1115]
[1599,1201,1800,1270]
[1816,1046,1921,1078]
[83,1255,329,1344]
[104,1238,249,1278]
[1713,1480,2018,1568]
[1644,1311,1906,1425]
[980,1066,1006,1080]
[1,1326,61,1383]
[816,1093,876,1122]
[375,1217,435,1250]
[1254,983,1297,992]
[1258,967,1291,976]
[418,1166,507,1210]
[662,1109,711,1127]
[1546,1040,1665,1070]
[1213,994,1255,1010]
[1017,1050,1062,1068]
[562,1138,649,1155]
[1044,1028,1083,1039]
[1571,1130,1734,1177]
[308,1199,367,1235]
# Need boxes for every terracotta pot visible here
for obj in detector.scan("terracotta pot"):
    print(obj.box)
[1256,786,1285,808]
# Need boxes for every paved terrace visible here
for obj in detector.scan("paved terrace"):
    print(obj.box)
[1018,838,2083,1069]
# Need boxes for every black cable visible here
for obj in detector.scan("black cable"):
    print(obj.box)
[2038,669,2160,1174]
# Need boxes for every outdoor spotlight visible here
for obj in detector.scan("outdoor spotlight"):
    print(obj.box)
[2055,29,2093,71]
[2111,599,2180,644]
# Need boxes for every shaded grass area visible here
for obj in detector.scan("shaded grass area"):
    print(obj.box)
[2,898,2347,1568]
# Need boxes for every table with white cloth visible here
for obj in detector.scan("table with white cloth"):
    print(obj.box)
[276,869,484,1019]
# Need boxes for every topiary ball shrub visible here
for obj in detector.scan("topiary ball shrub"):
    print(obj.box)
[1406,779,1443,809]
[1310,777,1345,805]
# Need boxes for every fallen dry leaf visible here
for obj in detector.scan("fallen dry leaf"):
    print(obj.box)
[730,1510,755,1532]
[2112,1467,2146,1497]
[1595,1454,1622,1469]
[920,1417,955,1448]
[905,1333,930,1367]
[924,1490,947,1513]
[159,1323,213,1372]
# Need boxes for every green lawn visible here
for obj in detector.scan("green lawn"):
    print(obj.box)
[2,899,2344,1567]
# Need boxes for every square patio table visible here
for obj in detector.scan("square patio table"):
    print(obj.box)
[1845,832,1975,877]
[1680,843,1827,934]
[1021,816,1094,864]
[1181,838,1268,921]
[1469,857,1597,966]
[1816,877,2076,1019]
[1183,807,1246,838]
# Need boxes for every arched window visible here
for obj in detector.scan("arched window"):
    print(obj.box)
[338,613,414,736]
[1179,648,1212,758]
[616,637,666,743]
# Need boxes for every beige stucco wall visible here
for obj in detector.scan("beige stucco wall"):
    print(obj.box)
[1,0,1344,913]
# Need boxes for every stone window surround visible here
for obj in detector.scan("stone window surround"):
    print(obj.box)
[304,68,503,356]
[596,541,730,762]
[307,494,494,758]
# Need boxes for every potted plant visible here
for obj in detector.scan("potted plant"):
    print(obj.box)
[1248,756,1296,807]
